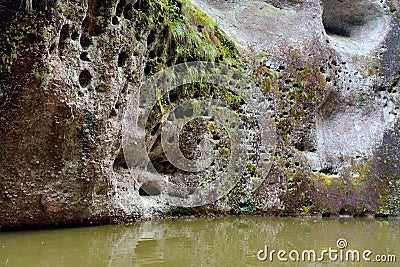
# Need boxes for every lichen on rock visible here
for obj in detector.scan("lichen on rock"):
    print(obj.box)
[0,0,400,230]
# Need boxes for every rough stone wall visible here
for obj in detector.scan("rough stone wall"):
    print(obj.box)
[192,0,400,215]
[0,0,399,229]
[0,0,242,229]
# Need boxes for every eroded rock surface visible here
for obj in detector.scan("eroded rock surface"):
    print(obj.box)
[192,0,400,215]
[0,0,399,229]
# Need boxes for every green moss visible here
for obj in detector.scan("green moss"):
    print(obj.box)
[223,147,230,157]
[300,205,313,214]
[253,48,330,145]
[184,1,214,29]
[311,172,334,186]
[227,179,258,214]
[156,91,167,115]
[321,207,331,216]
[182,0,239,63]
[169,20,189,44]
[30,63,52,88]
[351,54,381,76]
[286,169,303,193]
[350,161,370,185]
[139,0,239,77]
[310,172,348,189]
[246,162,259,175]
[323,175,332,186]
[378,178,400,216]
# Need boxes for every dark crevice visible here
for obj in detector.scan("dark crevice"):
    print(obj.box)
[80,34,92,48]
[139,183,161,196]
[133,0,147,12]
[80,52,90,61]
[113,149,128,170]
[79,69,92,87]
[123,3,133,20]
[49,43,57,54]
[4,44,12,57]
[147,30,156,46]
[116,0,126,17]
[324,26,351,37]
[339,208,349,215]
[112,16,119,25]
[295,142,306,152]
[321,0,383,38]
[320,166,334,175]
[27,33,36,44]
[118,51,128,67]
[71,31,79,41]
[59,24,70,42]
[81,15,103,40]
[321,210,331,217]
[144,62,152,76]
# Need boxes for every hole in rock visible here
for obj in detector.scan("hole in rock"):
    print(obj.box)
[49,43,57,54]
[144,63,152,76]
[112,16,119,25]
[116,0,126,16]
[79,69,92,87]
[113,150,129,170]
[320,166,335,175]
[123,3,133,20]
[139,182,161,196]
[321,0,387,54]
[118,51,128,67]
[147,30,156,46]
[80,52,90,61]
[339,208,349,215]
[322,210,331,217]
[59,24,70,42]
[71,31,79,41]
[80,34,92,48]
[134,0,147,12]
[27,33,36,44]
[4,44,12,57]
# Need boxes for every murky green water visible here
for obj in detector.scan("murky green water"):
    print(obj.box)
[0,217,399,266]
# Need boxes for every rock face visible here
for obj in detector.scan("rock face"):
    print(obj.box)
[0,0,399,229]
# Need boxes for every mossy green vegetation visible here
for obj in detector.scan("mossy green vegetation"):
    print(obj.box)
[350,160,370,186]
[137,0,239,78]
[3,0,397,223]
[250,47,331,214]
[311,172,341,188]
[311,172,333,186]
[378,179,400,216]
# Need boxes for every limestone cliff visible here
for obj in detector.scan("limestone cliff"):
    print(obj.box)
[0,0,399,230]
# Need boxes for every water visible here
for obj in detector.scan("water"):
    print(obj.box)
[0,217,399,267]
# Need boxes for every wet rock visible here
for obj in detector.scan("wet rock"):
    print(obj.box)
[0,0,399,229]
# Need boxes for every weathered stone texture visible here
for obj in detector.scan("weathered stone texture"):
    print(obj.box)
[0,0,399,229]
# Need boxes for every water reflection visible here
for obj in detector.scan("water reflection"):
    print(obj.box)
[0,217,398,266]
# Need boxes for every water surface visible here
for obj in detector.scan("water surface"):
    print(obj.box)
[0,217,399,266]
